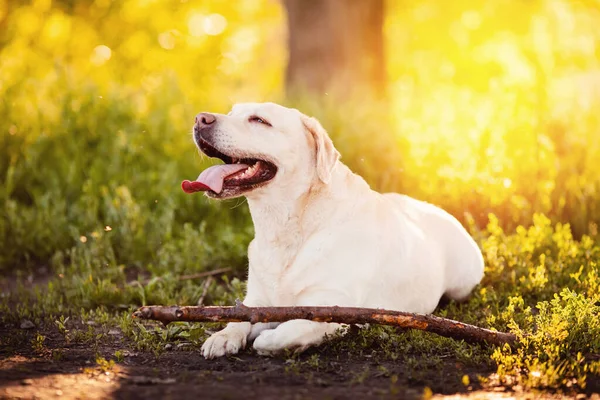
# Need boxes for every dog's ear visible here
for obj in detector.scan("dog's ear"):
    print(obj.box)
[301,114,340,184]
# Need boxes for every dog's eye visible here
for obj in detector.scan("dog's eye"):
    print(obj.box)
[248,116,271,126]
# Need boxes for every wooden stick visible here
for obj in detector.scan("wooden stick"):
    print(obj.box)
[132,300,517,347]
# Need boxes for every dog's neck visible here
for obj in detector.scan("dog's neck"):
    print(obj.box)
[246,163,369,245]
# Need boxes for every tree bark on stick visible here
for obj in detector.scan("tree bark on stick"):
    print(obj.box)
[132,300,517,347]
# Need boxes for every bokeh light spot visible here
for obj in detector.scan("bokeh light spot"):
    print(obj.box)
[90,45,112,65]
[187,13,205,37]
[158,31,176,50]
[461,11,481,30]
[43,13,71,43]
[203,13,227,36]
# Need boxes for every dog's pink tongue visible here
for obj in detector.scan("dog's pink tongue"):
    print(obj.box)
[182,163,250,194]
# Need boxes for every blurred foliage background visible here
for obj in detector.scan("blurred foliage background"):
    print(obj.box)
[2,0,600,391]
[0,0,599,280]
[2,0,600,272]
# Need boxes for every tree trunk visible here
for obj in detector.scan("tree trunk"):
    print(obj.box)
[284,0,385,99]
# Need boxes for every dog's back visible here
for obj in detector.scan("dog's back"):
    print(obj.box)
[384,193,485,302]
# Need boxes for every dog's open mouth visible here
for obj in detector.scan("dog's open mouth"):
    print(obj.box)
[182,137,277,197]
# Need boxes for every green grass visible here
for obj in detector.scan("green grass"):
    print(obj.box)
[1,29,599,395]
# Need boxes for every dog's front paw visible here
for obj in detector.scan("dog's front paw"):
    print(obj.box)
[253,329,309,356]
[252,329,286,356]
[201,328,248,359]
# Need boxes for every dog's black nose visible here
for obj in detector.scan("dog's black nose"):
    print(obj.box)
[195,113,216,126]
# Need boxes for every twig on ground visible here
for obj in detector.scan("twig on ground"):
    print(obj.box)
[177,268,232,282]
[128,267,231,286]
[196,276,214,306]
[132,300,517,347]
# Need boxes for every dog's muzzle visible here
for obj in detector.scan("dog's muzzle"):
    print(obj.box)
[194,112,217,144]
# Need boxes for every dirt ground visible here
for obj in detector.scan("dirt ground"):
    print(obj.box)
[3,324,598,400]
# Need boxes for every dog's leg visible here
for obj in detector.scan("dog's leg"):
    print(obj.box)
[203,322,277,359]
[253,319,344,355]
[252,291,352,355]
[202,269,272,359]
[201,321,251,359]
[249,322,280,341]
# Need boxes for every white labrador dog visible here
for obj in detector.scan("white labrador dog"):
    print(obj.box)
[182,102,484,359]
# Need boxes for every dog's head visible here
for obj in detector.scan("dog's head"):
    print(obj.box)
[182,102,340,200]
